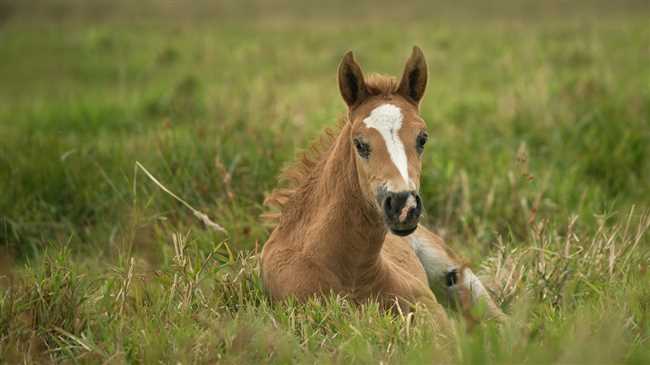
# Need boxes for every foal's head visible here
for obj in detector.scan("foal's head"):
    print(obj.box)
[338,47,429,236]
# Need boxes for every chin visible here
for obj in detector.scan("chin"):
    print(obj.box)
[389,225,418,237]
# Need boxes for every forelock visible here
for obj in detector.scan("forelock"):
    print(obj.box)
[364,74,399,97]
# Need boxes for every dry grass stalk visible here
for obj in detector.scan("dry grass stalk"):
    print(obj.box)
[482,209,650,306]
[135,161,228,234]
[116,257,135,316]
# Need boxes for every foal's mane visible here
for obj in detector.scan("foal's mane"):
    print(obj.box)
[263,74,398,225]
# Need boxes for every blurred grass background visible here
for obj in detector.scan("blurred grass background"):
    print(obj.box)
[1,0,649,363]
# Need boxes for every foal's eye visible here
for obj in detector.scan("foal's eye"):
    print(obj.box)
[416,132,428,154]
[353,138,371,159]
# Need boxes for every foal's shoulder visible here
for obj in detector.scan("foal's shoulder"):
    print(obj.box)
[382,233,428,279]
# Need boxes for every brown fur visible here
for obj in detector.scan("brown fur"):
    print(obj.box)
[261,48,505,336]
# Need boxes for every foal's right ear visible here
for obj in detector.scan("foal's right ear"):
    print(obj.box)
[338,51,368,108]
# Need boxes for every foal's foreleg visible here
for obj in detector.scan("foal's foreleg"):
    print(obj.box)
[409,229,506,324]
[451,265,506,326]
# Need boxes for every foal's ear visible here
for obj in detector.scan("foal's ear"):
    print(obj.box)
[398,46,428,105]
[338,51,368,108]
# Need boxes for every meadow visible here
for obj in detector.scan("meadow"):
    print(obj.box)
[1,1,650,363]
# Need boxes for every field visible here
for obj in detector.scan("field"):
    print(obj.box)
[1,1,650,363]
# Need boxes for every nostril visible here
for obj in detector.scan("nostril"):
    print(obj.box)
[384,196,393,212]
[414,194,422,218]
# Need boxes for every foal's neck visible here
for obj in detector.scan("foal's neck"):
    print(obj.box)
[303,124,387,280]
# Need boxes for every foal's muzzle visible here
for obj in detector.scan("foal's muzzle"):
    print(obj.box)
[382,191,422,236]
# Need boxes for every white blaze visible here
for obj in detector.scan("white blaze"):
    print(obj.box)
[362,104,409,185]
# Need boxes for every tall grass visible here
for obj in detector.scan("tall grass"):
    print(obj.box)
[1,1,649,363]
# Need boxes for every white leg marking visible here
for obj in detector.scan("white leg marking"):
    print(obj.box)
[408,235,454,285]
[461,268,489,303]
[362,104,409,185]
[409,235,503,319]
[409,235,489,300]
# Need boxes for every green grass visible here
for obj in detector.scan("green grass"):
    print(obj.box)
[1,1,650,363]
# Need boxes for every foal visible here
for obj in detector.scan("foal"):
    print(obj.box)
[262,47,504,328]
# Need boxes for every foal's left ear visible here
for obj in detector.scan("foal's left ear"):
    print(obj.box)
[397,46,428,105]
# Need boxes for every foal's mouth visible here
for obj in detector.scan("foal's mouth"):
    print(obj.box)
[389,225,418,237]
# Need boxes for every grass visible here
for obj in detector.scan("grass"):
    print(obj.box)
[1,1,650,363]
